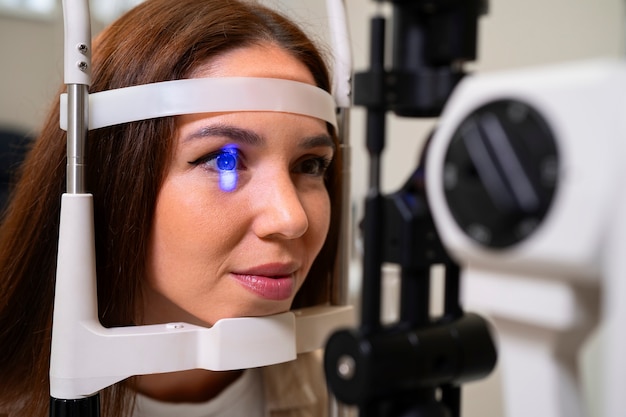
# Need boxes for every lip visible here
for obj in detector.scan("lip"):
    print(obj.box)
[231,263,298,301]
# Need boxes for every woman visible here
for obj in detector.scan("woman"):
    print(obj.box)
[0,0,343,416]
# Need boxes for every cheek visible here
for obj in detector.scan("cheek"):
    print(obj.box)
[306,189,332,255]
[156,173,248,235]
[146,176,243,284]
[153,182,212,248]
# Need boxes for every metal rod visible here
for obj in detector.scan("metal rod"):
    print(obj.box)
[65,84,88,194]
[332,108,353,307]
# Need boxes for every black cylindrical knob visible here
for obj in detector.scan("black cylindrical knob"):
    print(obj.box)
[50,394,100,417]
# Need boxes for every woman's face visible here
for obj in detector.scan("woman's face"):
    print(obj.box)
[142,44,334,327]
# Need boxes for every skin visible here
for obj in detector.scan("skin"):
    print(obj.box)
[135,43,335,402]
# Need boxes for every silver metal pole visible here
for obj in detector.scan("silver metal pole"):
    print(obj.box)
[332,107,352,307]
[66,83,89,194]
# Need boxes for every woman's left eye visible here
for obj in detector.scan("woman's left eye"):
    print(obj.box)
[295,156,332,177]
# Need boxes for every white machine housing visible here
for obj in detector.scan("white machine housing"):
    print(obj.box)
[426,59,626,417]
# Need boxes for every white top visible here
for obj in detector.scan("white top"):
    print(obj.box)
[133,369,265,417]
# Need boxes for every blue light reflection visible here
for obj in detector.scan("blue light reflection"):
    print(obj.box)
[217,146,238,192]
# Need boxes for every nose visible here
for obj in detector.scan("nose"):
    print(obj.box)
[251,172,309,240]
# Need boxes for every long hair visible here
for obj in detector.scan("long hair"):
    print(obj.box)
[0,0,342,415]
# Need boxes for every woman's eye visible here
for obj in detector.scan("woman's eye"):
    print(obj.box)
[192,147,241,172]
[296,156,332,177]
[215,149,238,171]
[190,147,242,192]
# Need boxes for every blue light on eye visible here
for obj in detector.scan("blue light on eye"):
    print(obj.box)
[218,148,238,192]
[216,152,237,171]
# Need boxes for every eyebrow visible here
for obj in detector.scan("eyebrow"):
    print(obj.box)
[184,123,335,152]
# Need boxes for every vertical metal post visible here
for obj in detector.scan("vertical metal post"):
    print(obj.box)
[66,84,88,194]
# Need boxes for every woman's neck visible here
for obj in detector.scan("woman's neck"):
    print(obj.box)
[134,369,244,403]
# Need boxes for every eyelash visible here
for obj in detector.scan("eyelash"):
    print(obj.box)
[189,150,332,177]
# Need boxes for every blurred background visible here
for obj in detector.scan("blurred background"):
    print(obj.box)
[1,0,623,415]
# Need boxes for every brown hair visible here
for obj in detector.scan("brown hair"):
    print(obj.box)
[0,0,341,415]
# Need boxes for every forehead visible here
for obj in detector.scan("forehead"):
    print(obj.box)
[191,43,316,86]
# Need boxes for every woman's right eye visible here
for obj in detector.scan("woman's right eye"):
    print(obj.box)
[191,147,242,172]
[213,148,239,171]
[189,147,242,192]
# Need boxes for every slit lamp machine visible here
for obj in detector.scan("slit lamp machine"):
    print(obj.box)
[49,0,626,416]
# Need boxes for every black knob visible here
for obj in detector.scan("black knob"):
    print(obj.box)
[442,99,559,248]
[50,395,100,417]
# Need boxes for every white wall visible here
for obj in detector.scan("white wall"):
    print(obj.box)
[0,11,64,134]
[1,0,624,415]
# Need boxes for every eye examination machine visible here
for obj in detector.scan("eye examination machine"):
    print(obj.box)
[46,0,626,416]
[425,56,626,417]
[323,1,626,417]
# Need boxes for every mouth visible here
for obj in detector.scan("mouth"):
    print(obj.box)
[231,263,298,301]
